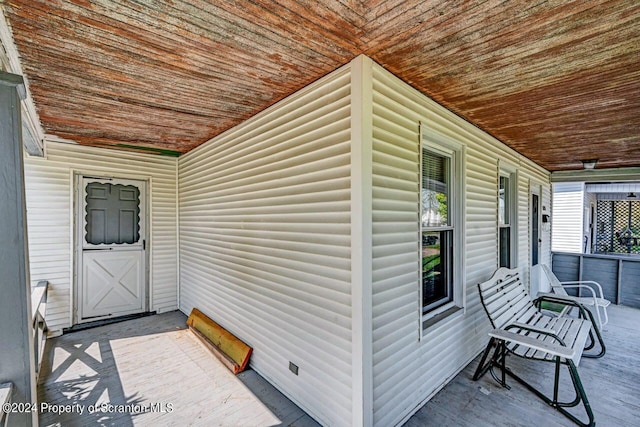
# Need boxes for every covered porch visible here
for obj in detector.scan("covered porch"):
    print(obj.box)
[1,2,639,426]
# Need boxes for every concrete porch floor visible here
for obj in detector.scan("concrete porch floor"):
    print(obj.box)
[37,311,320,427]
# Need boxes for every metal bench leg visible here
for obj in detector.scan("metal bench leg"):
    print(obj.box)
[486,341,510,390]
[473,339,511,389]
[601,304,609,327]
[556,360,596,427]
[577,305,606,358]
[498,342,509,389]
[491,356,595,427]
[473,338,497,381]
[553,357,561,405]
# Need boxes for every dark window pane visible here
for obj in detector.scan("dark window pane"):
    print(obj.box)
[499,226,511,268]
[422,230,453,310]
[532,194,539,266]
[499,176,509,225]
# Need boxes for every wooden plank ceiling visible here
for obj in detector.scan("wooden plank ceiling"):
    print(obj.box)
[4,0,640,170]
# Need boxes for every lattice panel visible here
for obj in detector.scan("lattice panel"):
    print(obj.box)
[596,200,640,254]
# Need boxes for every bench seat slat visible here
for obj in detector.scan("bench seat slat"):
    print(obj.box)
[529,317,574,360]
[509,311,589,361]
[510,316,560,359]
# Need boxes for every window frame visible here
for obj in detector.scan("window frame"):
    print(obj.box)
[420,125,465,327]
[498,164,518,269]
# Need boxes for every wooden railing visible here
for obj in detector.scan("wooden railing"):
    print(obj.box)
[0,282,47,424]
[552,252,640,308]
[0,382,12,426]
[31,280,48,377]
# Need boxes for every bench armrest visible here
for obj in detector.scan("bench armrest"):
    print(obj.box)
[488,329,575,359]
[560,280,605,298]
[535,292,592,308]
[535,293,600,329]
[536,292,584,307]
[552,285,602,308]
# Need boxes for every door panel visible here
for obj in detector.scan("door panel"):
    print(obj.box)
[82,250,145,318]
[78,177,146,322]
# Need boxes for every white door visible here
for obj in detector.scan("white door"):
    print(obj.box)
[77,176,146,322]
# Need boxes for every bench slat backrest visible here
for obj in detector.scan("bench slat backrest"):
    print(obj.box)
[478,267,537,329]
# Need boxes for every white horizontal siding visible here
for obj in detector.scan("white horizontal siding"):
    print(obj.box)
[552,182,585,253]
[23,142,178,333]
[370,62,551,426]
[178,66,353,427]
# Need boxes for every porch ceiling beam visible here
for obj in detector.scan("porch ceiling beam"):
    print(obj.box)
[551,167,640,183]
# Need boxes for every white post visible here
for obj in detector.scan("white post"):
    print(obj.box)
[0,70,37,426]
[350,55,374,427]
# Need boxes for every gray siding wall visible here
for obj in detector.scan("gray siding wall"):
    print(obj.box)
[369,63,551,426]
[23,141,178,333]
[553,253,640,306]
[178,66,353,426]
[621,261,640,307]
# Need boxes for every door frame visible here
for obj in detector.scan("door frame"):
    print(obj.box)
[529,182,542,294]
[72,172,151,325]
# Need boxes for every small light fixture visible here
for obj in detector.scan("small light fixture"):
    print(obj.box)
[581,159,598,170]
[628,192,637,198]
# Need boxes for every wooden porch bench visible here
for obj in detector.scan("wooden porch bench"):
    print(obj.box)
[473,268,606,427]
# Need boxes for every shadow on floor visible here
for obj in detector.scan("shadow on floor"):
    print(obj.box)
[38,311,318,427]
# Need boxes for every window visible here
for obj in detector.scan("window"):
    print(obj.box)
[85,182,141,245]
[420,133,463,319]
[498,171,517,268]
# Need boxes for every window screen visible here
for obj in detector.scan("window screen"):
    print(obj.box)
[85,182,141,245]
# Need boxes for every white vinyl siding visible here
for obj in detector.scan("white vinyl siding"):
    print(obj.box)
[23,142,178,333]
[178,66,353,427]
[370,62,551,426]
[552,182,585,253]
